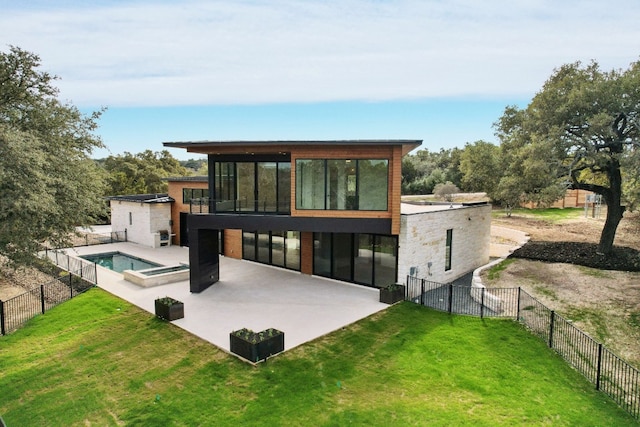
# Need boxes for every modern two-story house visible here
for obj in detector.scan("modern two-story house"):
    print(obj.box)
[162,140,491,293]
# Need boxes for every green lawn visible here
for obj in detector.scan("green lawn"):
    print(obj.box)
[1,289,636,426]
[493,207,585,222]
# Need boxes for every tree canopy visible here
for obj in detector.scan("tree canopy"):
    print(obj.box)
[101,150,189,196]
[495,60,640,254]
[0,46,106,266]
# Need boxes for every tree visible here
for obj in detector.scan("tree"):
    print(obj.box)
[433,181,460,202]
[401,148,462,195]
[102,150,189,196]
[459,140,501,193]
[0,46,106,266]
[495,60,640,254]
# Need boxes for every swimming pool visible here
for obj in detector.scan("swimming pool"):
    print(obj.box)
[81,252,162,273]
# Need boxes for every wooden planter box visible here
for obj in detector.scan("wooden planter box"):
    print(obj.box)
[230,328,284,363]
[154,297,184,321]
[379,284,405,304]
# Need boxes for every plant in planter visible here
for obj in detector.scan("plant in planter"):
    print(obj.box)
[230,327,284,363]
[154,296,184,321]
[379,283,406,304]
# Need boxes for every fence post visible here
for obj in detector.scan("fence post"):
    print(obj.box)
[480,287,485,319]
[94,262,98,285]
[0,300,5,335]
[548,310,555,348]
[596,343,603,391]
[421,280,425,306]
[40,285,46,314]
[70,274,74,298]
[516,287,521,321]
[448,284,453,314]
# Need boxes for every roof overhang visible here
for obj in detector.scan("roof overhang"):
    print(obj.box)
[163,139,422,157]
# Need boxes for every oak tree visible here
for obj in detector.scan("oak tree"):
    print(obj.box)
[495,60,640,254]
[0,46,106,266]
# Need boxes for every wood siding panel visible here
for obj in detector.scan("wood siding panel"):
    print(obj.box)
[224,229,243,259]
[300,231,314,274]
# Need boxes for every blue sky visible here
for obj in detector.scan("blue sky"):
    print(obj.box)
[2,0,639,160]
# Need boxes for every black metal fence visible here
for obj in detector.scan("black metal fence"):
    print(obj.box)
[406,275,640,421]
[75,230,127,246]
[0,251,97,336]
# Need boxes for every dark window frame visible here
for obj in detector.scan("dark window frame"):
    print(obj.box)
[295,159,389,211]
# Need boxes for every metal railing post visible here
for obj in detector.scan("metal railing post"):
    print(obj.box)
[516,287,521,321]
[0,300,5,335]
[596,343,603,391]
[480,287,485,319]
[548,310,555,348]
[40,285,46,314]
[448,284,453,314]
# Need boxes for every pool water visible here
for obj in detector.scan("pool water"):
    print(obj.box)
[81,252,162,273]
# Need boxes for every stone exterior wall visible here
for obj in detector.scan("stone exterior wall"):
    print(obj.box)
[110,201,172,248]
[398,204,491,285]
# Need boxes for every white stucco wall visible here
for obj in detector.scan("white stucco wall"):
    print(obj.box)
[110,201,172,248]
[398,203,491,285]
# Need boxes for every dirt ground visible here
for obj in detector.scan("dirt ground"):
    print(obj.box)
[485,210,640,366]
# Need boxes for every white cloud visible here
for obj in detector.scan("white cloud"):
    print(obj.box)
[2,0,639,107]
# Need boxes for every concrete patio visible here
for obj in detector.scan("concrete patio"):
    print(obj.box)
[66,243,389,356]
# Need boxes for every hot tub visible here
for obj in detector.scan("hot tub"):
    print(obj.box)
[123,264,189,287]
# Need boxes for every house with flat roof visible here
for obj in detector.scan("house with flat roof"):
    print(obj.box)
[162,140,491,293]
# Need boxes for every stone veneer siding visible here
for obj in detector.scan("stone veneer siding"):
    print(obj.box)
[110,201,172,248]
[398,204,491,285]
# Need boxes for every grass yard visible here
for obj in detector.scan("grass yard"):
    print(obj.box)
[492,207,585,222]
[0,289,637,426]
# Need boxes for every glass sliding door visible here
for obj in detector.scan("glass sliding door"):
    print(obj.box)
[271,231,285,267]
[332,233,353,281]
[257,231,270,264]
[354,234,374,286]
[257,162,277,213]
[373,235,397,287]
[313,232,332,277]
[278,163,291,213]
[243,231,256,261]
[236,163,255,212]
[214,162,235,212]
[285,231,300,270]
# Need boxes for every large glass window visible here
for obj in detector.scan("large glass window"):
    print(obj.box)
[296,159,325,209]
[243,231,256,261]
[313,232,397,287]
[213,161,290,214]
[359,160,388,210]
[296,159,388,211]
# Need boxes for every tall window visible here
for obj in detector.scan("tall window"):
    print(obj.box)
[213,161,291,214]
[296,159,388,211]
[445,229,453,271]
